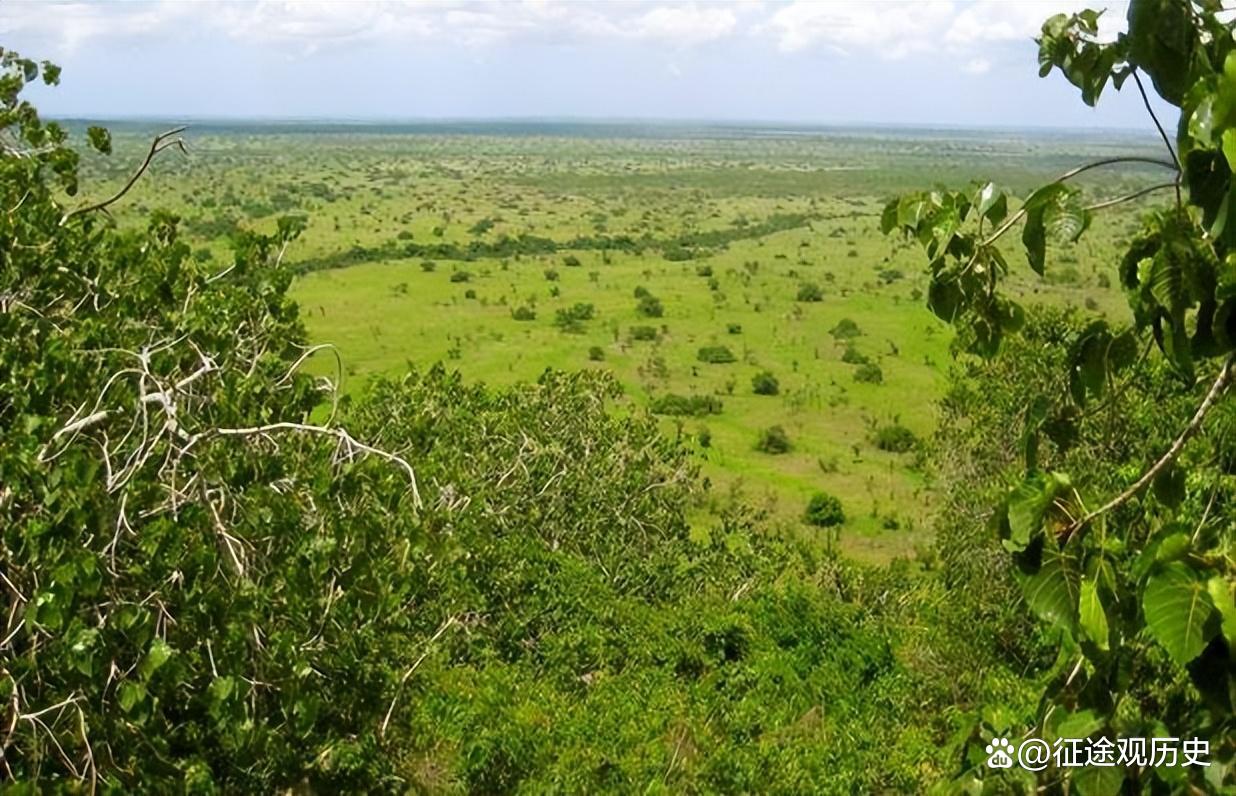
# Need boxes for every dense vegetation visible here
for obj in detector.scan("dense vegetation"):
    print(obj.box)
[4,1,1236,792]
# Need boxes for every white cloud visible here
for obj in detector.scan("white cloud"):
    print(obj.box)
[0,0,1134,68]
[0,1,741,53]
[963,57,991,75]
[630,7,736,46]
[946,1,1127,47]
[764,1,956,57]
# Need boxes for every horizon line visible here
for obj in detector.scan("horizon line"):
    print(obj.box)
[50,114,1169,137]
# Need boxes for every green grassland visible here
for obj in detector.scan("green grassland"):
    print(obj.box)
[91,121,1169,561]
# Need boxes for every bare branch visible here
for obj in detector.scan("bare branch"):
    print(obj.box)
[1085,181,1180,212]
[379,616,458,739]
[192,422,422,509]
[60,127,188,225]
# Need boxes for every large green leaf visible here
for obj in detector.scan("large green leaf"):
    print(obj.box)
[1207,575,1236,647]
[1007,471,1070,547]
[1142,562,1217,665]
[1023,546,1080,632]
[1127,0,1196,106]
[1079,577,1110,650]
[1073,763,1126,796]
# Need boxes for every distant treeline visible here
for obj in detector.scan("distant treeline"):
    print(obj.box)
[290,212,818,273]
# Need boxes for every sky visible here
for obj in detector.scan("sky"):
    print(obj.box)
[0,0,1180,130]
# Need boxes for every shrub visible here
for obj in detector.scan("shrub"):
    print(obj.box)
[630,325,659,341]
[853,362,884,384]
[511,305,536,321]
[755,425,792,454]
[563,254,582,267]
[796,283,824,302]
[697,345,737,364]
[649,393,723,417]
[637,294,664,318]
[544,268,559,281]
[872,423,917,453]
[726,323,742,335]
[464,288,477,299]
[695,265,713,277]
[421,260,436,272]
[450,270,471,283]
[841,345,870,365]
[751,370,780,396]
[588,346,605,361]
[554,303,594,332]
[830,318,862,339]
[804,492,845,528]
[633,285,651,299]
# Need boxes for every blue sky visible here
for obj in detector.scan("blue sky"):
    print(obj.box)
[1,1,1177,129]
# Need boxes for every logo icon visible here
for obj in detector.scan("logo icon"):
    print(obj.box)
[985,737,1015,769]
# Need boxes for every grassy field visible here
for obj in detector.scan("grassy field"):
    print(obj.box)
[90,121,1169,561]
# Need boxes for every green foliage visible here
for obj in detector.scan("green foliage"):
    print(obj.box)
[629,324,659,341]
[554,302,594,333]
[697,345,737,364]
[829,318,862,340]
[751,370,780,396]
[872,423,917,453]
[511,305,536,321]
[636,293,664,318]
[804,492,845,528]
[649,393,723,417]
[853,362,884,384]
[796,282,824,302]
[755,425,792,454]
[890,6,1236,788]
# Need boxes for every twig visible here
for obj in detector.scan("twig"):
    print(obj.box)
[192,422,422,508]
[1132,69,1182,185]
[1063,355,1236,536]
[1084,181,1179,212]
[379,617,458,738]
[60,127,188,225]
[972,156,1179,258]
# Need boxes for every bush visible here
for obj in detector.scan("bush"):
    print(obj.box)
[804,492,845,528]
[872,423,917,453]
[829,318,862,339]
[695,264,713,277]
[563,254,582,267]
[420,260,436,272]
[727,323,742,335]
[796,283,824,302]
[511,305,536,321]
[755,425,792,454]
[637,294,664,318]
[841,345,870,365]
[697,345,737,364]
[544,268,559,281]
[752,370,780,396]
[633,285,651,299]
[450,270,471,283]
[554,303,594,333]
[853,362,884,384]
[588,346,605,361]
[649,393,723,417]
[630,325,659,341]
